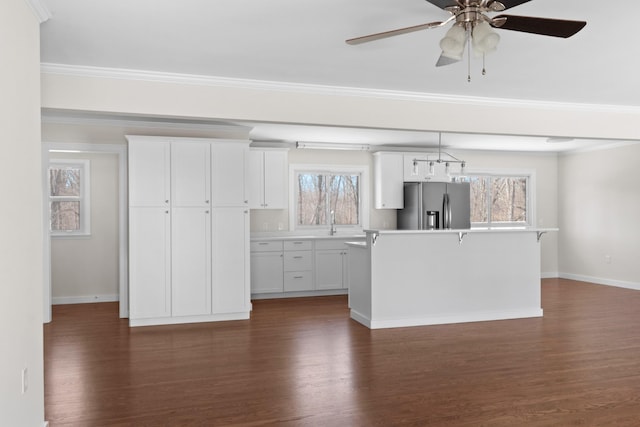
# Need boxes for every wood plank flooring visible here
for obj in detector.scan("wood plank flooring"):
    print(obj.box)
[44,279,640,426]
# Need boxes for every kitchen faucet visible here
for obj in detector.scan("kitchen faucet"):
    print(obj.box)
[330,210,336,236]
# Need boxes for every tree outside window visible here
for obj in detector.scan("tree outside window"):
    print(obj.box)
[469,174,529,226]
[49,159,91,236]
[296,172,360,228]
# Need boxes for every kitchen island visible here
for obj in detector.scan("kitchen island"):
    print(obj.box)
[347,228,555,329]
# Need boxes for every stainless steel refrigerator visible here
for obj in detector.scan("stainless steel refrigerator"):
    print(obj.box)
[397,182,471,230]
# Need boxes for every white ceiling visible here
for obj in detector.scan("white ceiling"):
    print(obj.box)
[38,0,640,152]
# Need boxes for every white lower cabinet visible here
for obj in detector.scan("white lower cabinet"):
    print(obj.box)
[251,237,361,296]
[171,207,211,317]
[212,207,250,314]
[315,240,350,290]
[250,251,284,293]
[129,207,171,319]
[283,240,313,292]
[315,250,346,290]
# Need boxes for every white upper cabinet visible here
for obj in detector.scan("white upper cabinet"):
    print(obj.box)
[373,152,404,209]
[211,142,248,207]
[128,140,170,207]
[248,149,288,209]
[171,142,211,207]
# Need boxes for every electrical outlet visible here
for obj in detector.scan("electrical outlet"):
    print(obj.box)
[21,367,28,394]
[605,255,611,264]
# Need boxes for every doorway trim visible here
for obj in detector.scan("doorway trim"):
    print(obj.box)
[43,142,128,322]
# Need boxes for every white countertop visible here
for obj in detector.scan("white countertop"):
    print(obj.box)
[251,232,366,241]
[365,227,558,235]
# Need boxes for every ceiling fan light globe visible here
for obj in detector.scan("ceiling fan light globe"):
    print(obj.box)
[440,36,463,53]
[445,24,467,42]
[473,32,500,53]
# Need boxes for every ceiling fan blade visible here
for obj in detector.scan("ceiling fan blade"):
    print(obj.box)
[424,0,461,10]
[492,15,587,38]
[489,0,531,11]
[436,53,461,67]
[346,20,449,45]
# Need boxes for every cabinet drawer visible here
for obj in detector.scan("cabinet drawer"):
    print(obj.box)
[250,240,284,252]
[284,240,313,251]
[284,271,313,292]
[283,251,313,271]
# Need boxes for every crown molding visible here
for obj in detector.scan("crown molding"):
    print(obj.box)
[41,110,251,134]
[24,0,51,23]
[41,63,640,115]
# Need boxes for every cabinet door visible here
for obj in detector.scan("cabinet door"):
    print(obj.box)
[263,150,288,209]
[212,143,248,207]
[250,252,284,293]
[247,150,265,209]
[171,142,211,207]
[129,207,171,319]
[374,152,404,209]
[212,207,249,314]
[129,141,170,207]
[315,249,344,290]
[171,207,212,317]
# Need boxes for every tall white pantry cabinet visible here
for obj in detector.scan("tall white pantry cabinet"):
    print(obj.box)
[127,136,251,327]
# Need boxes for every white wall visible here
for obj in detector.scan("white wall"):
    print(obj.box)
[0,0,45,425]
[50,152,119,303]
[558,144,640,289]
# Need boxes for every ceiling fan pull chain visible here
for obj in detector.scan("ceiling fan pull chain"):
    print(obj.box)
[482,53,487,76]
[467,27,472,82]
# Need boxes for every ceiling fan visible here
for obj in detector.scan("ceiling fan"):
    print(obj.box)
[346,0,586,78]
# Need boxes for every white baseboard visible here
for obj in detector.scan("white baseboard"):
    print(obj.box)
[52,294,119,305]
[558,273,640,291]
[541,272,559,279]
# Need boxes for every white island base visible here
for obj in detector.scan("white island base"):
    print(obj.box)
[347,229,553,329]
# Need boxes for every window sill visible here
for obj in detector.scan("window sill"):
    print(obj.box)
[51,233,92,240]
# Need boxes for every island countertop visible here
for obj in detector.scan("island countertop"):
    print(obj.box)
[348,228,557,329]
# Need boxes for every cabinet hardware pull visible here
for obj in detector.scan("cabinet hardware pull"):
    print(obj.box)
[165,200,169,204]
[293,242,303,244]
[294,276,303,279]
[258,242,269,245]
[205,210,209,214]
[206,200,209,204]
[293,256,303,259]
[244,200,248,204]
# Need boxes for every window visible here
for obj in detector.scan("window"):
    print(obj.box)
[293,166,366,231]
[49,159,91,236]
[468,172,533,227]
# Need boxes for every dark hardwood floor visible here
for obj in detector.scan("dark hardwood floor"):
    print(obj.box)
[44,279,640,426]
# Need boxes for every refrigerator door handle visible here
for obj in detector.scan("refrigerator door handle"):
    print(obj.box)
[447,193,452,229]
[442,193,449,229]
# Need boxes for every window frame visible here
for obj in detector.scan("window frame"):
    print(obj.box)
[464,168,536,228]
[289,164,369,233]
[49,159,91,238]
